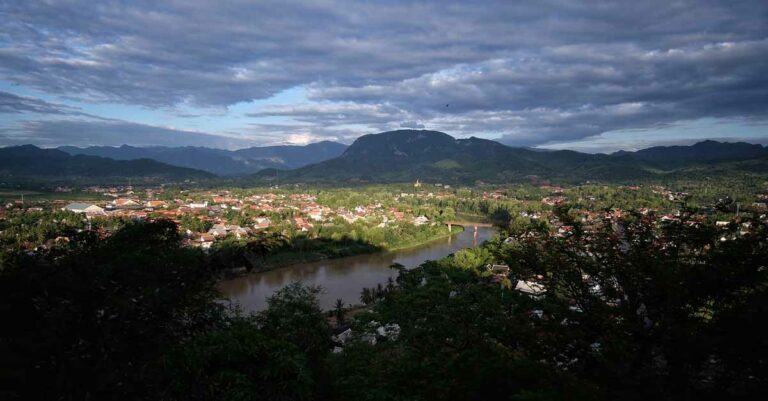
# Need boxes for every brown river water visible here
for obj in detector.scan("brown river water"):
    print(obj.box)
[219,226,494,312]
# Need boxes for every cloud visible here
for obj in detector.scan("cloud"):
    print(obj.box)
[310,39,768,145]
[241,122,366,145]
[400,121,425,129]
[0,0,766,146]
[0,119,257,149]
[0,90,84,115]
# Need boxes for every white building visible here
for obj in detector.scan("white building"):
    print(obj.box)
[62,202,105,217]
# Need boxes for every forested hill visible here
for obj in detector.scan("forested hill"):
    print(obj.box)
[253,130,767,184]
[59,141,348,176]
[0,145,214,181]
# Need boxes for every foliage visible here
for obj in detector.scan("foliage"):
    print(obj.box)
[160,318,314,401]
[0,209,85,252]
[1,202,767,401]
[180,214,213,232]
[257,283,331,362]
[333,213,768,400]
[0,220,225,400]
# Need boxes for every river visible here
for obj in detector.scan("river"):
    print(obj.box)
[219,226,494,312]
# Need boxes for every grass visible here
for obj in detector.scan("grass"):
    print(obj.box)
[0,189,109,202]
[386,225,465,252]
[0,190,43,197]
[432,159,462,170]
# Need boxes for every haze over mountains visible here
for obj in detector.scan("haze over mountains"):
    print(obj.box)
[2,130,767,184]
[59,141,348,176]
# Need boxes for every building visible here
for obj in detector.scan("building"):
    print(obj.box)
[145,200,167,209]
[62,202,105,217]
[488,264,510,274]
[208,224,229,237]
[113,198,140,208]
[253,217,271,230]
[515,280,547,297]
[294,217,314,231]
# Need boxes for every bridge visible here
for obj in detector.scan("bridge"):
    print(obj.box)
[444,221,493,233]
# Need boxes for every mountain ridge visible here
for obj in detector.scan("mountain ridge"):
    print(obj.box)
[59,141,348,176]
[254,130,767,184]
[610,140,767,169]
[0,145,213,181]
[4,132,765,184]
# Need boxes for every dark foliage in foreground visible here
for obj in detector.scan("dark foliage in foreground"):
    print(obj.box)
[333,213,767,400]
[1,217,766,400]
[0,221,225,400]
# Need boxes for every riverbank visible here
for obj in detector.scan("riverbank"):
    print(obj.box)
[326,303,372,325]
[384,225,465,252]
[221,225,465,278]
[220,225,495,312]
[455,212,492,222]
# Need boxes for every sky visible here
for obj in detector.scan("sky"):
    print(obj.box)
[0,0,766,153]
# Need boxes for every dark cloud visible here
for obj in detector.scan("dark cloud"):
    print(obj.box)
[0,119,256,149]
[0,90,83,115]
[0,0,766,146]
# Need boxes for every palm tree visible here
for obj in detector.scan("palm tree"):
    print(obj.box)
[334,298,346,326]
[360,288,373,305]
[386,277,396,292]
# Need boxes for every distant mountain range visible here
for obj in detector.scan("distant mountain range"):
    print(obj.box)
[612,140,768,169]
[0,145,213,181]
[253,130,768,184]
[59,141,347,176]
[2,132,765,185]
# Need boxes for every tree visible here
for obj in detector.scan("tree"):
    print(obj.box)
[334,298,346,326]
[257,283,330,378]
[489,207,512,229]
[160,319,313,401]
[243,232,288,271]
[180,214,212,233]
[0,220,224,401]
[360,287,374,305]
[451,247,493,271]
[440,207,457,222]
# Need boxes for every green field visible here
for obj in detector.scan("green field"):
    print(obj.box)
[0,189,108,202]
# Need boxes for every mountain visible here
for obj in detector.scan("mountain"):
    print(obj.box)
[59,141,347,176]
[253,130,766,184]
[0,145,213,181]
[611,140,768,169]
[233,141,348,168]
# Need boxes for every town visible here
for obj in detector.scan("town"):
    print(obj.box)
[3,179,765,257]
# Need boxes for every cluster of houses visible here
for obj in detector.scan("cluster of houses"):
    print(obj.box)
[6,181,765,253]
[56,190,435,249]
